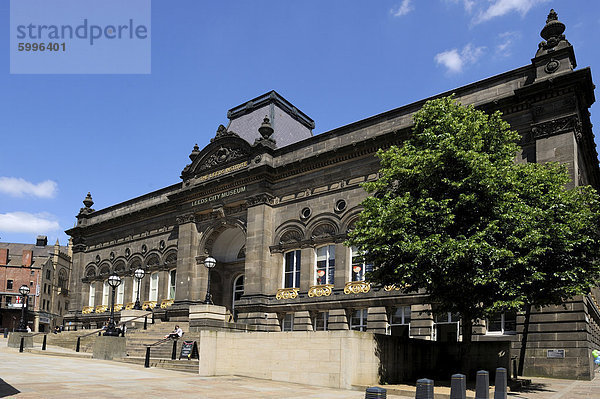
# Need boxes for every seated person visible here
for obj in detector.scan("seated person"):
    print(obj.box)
[165,325,183,339]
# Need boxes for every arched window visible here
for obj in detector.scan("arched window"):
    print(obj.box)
[316,245,335,285]
[168,269,176,300]
[350,246,373,282]
[58,269,68,289]
[232,275,244,320]
[283,250,301,288]
[149,272,159,301]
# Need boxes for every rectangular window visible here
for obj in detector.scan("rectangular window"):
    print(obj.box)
[281,313,294,331]
[168,269,176,299]
[102,281,109,306]
[46,269,51,280]
[6,280,13,290]
[433,312,461,342]
[5,296,12,305]
[487,312,517,335]
[149,272,159,301]
[351,246,373,282]
[314,311,329,331]
[350,309,368,332]
[116,282,125,304]
[284,250,301,288]
[89,284,95,307]
[316,245,335,285]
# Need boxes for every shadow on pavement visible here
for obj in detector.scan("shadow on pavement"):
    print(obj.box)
[0,378,20,397]
[508,382,556,396]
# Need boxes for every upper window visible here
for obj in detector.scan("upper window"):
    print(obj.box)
[351,246,373,282]
[149,272,159,301]
[46,269,51,280]
[168,269,176,300]
[316,245,335,285]
[487,312,517,335]
[314,311,329,331]
[6,280,13,290]
[281,313,294,332]
[102,280,110,306]
[89,284,95,307]
[284,250,301,289]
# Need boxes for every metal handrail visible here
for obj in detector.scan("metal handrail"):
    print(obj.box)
[123,311,153,325]
[144,337,171,348]
[78,328,105,338]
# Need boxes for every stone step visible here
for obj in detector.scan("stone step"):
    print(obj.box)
[116,357,198,373]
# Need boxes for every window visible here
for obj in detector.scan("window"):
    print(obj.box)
[116,281,125,304]
[46,269,51,280]
[388,306,411,336]
[350,309,368,332]
[284,250,301,288]
[313,311,329,331]
[149,272,159,301]
[102,281,110,305]
[316,245,335,285]
[89,284,95,307]
[351,247,373,282]
[6,280,13,290]
[487,312,517,335]
[281,313,294,331]
[58,269,67,289]
[168,269,176,300]
[232,275,244,321]
[433,312,460,342]
[6,296,12,305]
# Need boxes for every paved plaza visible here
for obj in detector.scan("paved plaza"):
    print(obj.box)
[0,339,599,398]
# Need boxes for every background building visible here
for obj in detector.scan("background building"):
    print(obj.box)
[65,11,600,379]
[0,236,72,332]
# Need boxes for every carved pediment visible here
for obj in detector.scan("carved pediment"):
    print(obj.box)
[181,129,252,181]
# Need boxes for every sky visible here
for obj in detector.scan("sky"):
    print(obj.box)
[1,0,600,246]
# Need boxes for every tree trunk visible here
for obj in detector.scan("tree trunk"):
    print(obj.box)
[518,304,531,377]
[459,315,473,375]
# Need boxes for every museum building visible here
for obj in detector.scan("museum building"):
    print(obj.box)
[65,11,600,379]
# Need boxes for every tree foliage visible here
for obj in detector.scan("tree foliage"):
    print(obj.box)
[347,96,600,338]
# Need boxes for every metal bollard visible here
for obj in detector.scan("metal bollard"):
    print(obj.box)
[98,331,102,336]
[3,328,8,338]
[152,312,155,324]
[511,357,518,380]
[19,337,24,353]
[171,339,177,360]
[475,370,489,399]
[365,386,386,398]
[494,368,507,399]
[76,336,81,352]
[42,334,47,351]
[144,347,150,368]
[450,374,466,399]
[144,316,147,330]
[416,378,434,399]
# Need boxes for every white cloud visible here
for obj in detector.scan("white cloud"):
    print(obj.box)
[495,31,520,56]
[473,0,549,24]
[446,0,475,13]
[0,177,58,198]
[0,212,60,233]
[391,0,413,17]
[435,43,486,74]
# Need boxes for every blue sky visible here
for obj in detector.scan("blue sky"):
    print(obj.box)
[1,0,599,246]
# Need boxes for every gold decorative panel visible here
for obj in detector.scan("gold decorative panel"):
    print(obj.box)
[344,281,371,294]
[276,288,299,300]
[308,284,334,297]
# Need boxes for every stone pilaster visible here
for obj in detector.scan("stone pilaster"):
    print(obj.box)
[335,244,351,289]
[299,247,314,291]
[175,214,201,302]
[367,306,388,334]
[328,309,349,331]
[245,200,274,296]
[410,304,433,340]
[70,251,86,312]
[293,311,313,331]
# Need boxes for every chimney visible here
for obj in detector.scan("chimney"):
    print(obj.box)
[22,250,33,267]
[36,235,48,247]
[0,248,8,265]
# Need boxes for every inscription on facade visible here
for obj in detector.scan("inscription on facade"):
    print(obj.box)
[191,186,247,206]
[198,161,248,182]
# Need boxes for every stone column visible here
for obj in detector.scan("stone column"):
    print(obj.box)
[410,304,433,340]
[328,309,349,330]
[367,306,388,334]
[69,250,86,313]
[245,199,274,296]
[175,214,201,302]
[293,311,313,331]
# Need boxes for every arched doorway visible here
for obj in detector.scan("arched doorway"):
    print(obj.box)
[202,224,246,312]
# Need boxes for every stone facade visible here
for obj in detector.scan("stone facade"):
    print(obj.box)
[65,10,600,380]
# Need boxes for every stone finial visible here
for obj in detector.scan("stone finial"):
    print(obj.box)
[258,116,274,140]
[83,192,94,208]
[189,144,200,161]
[540,9,565,42]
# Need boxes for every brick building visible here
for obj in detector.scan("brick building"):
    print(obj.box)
[64,11,600,379]
[0,236,72,332]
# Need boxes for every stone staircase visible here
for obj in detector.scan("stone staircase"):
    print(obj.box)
[116,321,199,373]
[32,321,199,374]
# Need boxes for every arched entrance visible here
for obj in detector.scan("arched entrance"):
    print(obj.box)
[201,223,246,312]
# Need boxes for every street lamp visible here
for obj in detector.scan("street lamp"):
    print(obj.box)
[133,268,145,310]
[104,274,121,336]
[16,285,30,332]
[203,256,217,305]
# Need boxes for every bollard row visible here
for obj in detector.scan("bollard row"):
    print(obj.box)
[402,368,508,399]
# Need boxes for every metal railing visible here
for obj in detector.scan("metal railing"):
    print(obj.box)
[143,336,178,368]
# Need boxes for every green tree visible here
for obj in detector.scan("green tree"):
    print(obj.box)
[347,96,600,342]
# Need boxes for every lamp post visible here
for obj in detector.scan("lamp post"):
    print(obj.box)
[104,274,121,336]
[133,268,145,310]
[203,256,217,305]
[16,285,30,332]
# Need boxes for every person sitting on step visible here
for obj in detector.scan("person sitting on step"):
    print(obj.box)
[165,325,183,340]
